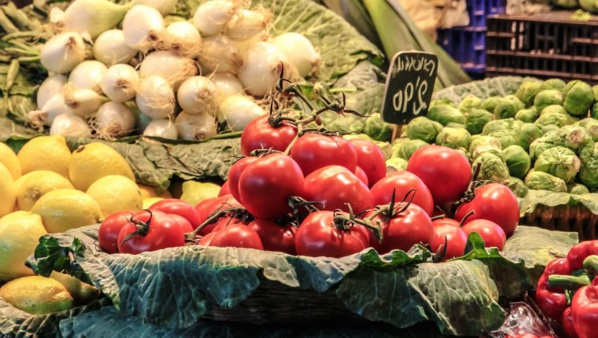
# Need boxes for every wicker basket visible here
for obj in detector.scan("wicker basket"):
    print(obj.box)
[523,204,598,241]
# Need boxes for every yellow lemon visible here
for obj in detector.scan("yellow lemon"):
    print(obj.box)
[0,276,74,314]
[86,175,142,217]
[30,189,102,233]
[0,163,16,218]
[0,142,21,180]
[142,197,164,209]
[15,170,75,211]
[137,184,172,199]
[0,213,47,281]
[0,210,30,222]
[180,180,221,206]
[69,142,135,191]
[17,135,71,178]
[50,271,100,305]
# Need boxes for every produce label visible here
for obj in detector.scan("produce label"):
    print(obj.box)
[381,51,438,125]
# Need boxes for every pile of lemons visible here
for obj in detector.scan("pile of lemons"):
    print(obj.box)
[0,135,168,315]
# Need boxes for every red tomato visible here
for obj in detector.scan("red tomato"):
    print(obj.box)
[454,183,520,236]
[354,166,369,186]
[515,334,539,338]
[295,210,368,258]
[302,165,373,214]
[370,171,434,215]
[209,223,264,250]
[240,115,297,156]
[432,217,460,228]
[238,153,304,219]
[461,219,506,250]
[149,199,202,229]
[195,195,244,235]
[219,181,231,196]
[248,218,297,255]
[226,156,258,203]
[349,138,386,187]
[289,133,357,176]
[168,214,194,230]
[98,210,134,254]
[210,215,245,233]
[117,210,194,254]
[407,145,472,206]
[198,232,216,246]
[430,224,468,261]
[370,203,434,254]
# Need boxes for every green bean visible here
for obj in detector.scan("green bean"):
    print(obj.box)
[4,59,19,92]
[2,3,34,31]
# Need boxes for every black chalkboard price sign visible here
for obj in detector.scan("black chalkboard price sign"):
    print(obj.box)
[381,51,438,126]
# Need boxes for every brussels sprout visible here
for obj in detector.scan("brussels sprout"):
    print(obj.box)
[436,127,472,150]
[469,135,502,158]
[536,112,573,128]
[392,139,428,160]
[494,98,519,119]
[593,85,598,100]
[482,119,511,135]
[364,113,392,141]
[430,99,453,109]
[458,94,482,114]
[350,119,365,133]
[481,96,504,113]
[541,124,560,135]
[534,89,564,114]
[524,170,568,192]
[426,104,466,126]
[488,129,516,149]
[568,183,590,195]
[539,104,568,116]
[515,108,539,123]
[553,125,595,157]
[539,78,567,91]
[562,80,594,116]
[503,145,531,179]
[591,103,598,119]
[405,117,443,143]
[465,108,494,135]
[576,118,598,142]
[553,0,583,8]
[506,95,526,110]
[455,147,471,162]
[534,146,581,183]
[386,157,408,172]
[507,177,529,198]
[516,123,543,151]
[472,152,510,184]
[446,122,466,128]
[529,136,557,161]
[515,80,544,107]
[579,143,598,188]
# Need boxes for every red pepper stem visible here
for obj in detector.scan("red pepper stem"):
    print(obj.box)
[583,255,598,276]
[547,274,592,290]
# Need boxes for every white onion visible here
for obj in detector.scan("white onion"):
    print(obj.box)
[138,51,197,90]
[210,73,244,105]
[159,21,202,58]
[132,0,177,15]
[93,29,138,66]
[122,4,165,53]
[36,74,67,108]
[68,60,107,93]
[63,85,105,118]
[135,75,175,119]
[91,101,136,139]
[101,64,140,103]
[198,35,242,74]
[225,8,271,41]
[218,94,266,131]
[237,41,290,97]
[28,94,70,127]
[143,118,178,139]
[57,0,129,39]
[176,76,217,115]
[192,0,236,36]
[175,111,218,141]
[40,32,86,74]
[271,32,320,78]
[50,112,92,138]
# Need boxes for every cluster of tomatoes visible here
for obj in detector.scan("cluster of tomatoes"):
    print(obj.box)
[98,114,521,260]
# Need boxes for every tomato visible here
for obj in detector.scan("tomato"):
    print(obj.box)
[168,214,194,230]
[219,181,231,196]
[194,195,244,235]
[149,198,203,229]
[117,210,193,254]
[226,156,258,203]
[354,166,369,186]
[238,153,304,219]
[248,218,297,255]
[432,217,460,228]
[407,145,472,206]
[349,138,386,187]
[454,183,520,236]
[210,215,245,233]
[461,219,506,250]
[370,171,434,215]
[369,203,434,254]
[295,210,368,258]
[289,133,357,176]
[98,210,134,254]
[240,115,297,156]
[209,223,264,250]
[198,232,216,246]
[302,165,373,214]
[430,224,468,261]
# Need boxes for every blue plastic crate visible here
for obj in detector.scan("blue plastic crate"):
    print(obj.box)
[467,0,506,29]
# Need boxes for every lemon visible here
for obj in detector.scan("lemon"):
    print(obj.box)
[86,175,142,217]
[0,142,21,180]
[0,210,30,222]
[69,142,135,191]
[180,181,221,206]
[0,276,74,314]
[50,271,100,305]
[17,135,71,178]
[138,184,172,199]
[15,171,75,211]
[0,213,47,281]
[30,189,102,233]
[0,163,16,218]
[142,197,164,209]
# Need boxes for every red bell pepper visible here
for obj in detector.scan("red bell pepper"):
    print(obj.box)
[570,276,598,338]
[562,306,579,338]
[536,257,572,321]
[567,240,598,271]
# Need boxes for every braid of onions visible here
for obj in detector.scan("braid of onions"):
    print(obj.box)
[29,0,321,141]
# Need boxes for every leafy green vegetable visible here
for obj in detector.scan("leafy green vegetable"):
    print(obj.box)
[515,79,544,107]
[435,127,471,150]
[405,117,443,143]
[432,77,527,106]
[534,89,564,114]
[520,189,598,215]
[503,145,531,179]
[516,123,543,152]
[507,177,529,198]
[458,94,481,114]
[392,139,428,160]
[426,104,465,126]
[534,146,581,183]
[472,152,510,184]
[562,80,594,116]
[515,108,539,123]
[465,108,494,135]
[524,170,568,193]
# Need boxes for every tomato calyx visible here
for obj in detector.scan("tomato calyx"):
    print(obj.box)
[185,206,252,242]
[432,236,450,263]
[120,210,154,245]
[331,204,383,242]
[454,163,484,207]
[457,210,476,227]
